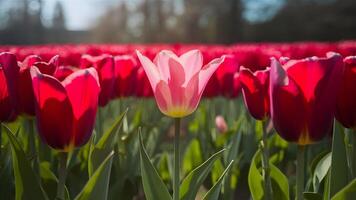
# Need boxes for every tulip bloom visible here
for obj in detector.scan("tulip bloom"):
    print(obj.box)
[215,55,240,98]
[80,54,115,106]
[239,66,270,120]
[0,52,19,122]
[137,49,225,118]
[215,115,228,133]
[54,66,77,81]
[114,55,138,97]
[270,53,343,145]
[135,67,153,97]
[18,55,59,116]
[30,66,100,151]
[336,56,356,129]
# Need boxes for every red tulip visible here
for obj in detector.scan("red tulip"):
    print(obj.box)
[336,56,356,129]
[135,67,153,97]
[239,66,270,120]
[80,54,115,106]
[215,55,240,98]
[54,66,77,81]
[270,53,343,145]
[0,52,19,122]
[30,66,100,151]
[114,55,138,97]
[18,55,59,116]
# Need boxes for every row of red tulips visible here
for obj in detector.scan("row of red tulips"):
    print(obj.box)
[0,43,355,199]
[1,46,356,147]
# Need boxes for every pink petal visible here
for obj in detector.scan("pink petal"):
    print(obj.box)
[179,50,203,82]
[136,50,161,90]
[198,56,225,94]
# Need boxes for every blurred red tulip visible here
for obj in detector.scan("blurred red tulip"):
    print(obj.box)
[80,54,115,106]
[270,53,343,145]
[215,55,240,98]
[18,55,59,116]
[114,55,138,98]
[54,66,77,81]
[135,67,153,97]
[336,56,356,129]
[0,52,19,122]
[239,66,270,120]
[30,66,100,151]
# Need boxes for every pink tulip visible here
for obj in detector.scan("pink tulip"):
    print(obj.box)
[215,115,228,133]
[136,49,225,118]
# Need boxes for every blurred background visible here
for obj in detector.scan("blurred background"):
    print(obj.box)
[0,0,355,45]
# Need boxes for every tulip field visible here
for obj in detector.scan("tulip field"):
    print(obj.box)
[0,42,356,200]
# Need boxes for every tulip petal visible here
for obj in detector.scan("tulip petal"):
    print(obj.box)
[198,56,225,94]
[179,50,203,82]
[30,67,74,150]
[270,58,307,143]
[0,53,19,104]
[336,56,356,129]
[154,50,180,82]
[239,67,269,120]
[136,50,161,90]
[63,68,100,147]
[154,80,172,115]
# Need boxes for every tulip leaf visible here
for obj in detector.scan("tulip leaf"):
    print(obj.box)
[202,160,234,200]
[248,149,289,200]
[39,162,70,200]
[303,192,323,200]
[139,129,172,200]
[313,152,331,192]
[180,149,226,200]
[2,123,49,200]
[328,121,349,198]
[89,108,127,175]
[75,151,114,200]
[331,178,356,200]
[270,161,289,200]
[248,149,265,200]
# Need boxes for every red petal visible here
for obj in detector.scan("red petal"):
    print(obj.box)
[239,67,270,120]
[270,58,306,143]
[336,56,356,129]
[30,67,74,150]
[62,67,100,147]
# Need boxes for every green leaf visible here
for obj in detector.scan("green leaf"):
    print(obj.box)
[183,139,203,175]
[75,151,114,200]
[39,162,70,200]
[139,129,172,200]
[180,149,226,200]
[203,160,234,200]
[331,178,356,200]
[248,149,289,200]
[303,192,323,200]
[270,162,289,200]
[313,152,331,192]
[2,124,48,200]
[248,149,264,200]
[328,121,349,198]
[89,108,127,175]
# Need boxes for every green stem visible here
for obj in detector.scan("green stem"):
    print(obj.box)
[296,145,305,200]
[261,121,273,200]
[345,128,354,179]
[352,129,356,179]
[0,124,2,156]
[173,118,181,200]
[28,118,40,180]
[56,152,68,200]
